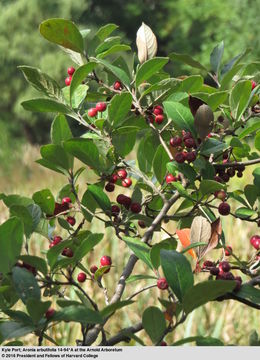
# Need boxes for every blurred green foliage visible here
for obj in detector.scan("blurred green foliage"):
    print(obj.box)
[0,0,260,144]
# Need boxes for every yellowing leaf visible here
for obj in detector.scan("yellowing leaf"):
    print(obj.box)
[176,229,197,259]
[136,22,157,64]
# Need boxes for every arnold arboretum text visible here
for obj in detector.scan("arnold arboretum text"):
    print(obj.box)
[0,19,260,347]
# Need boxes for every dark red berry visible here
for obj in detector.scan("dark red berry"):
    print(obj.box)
[251,80,257,90]
[111,205,120,215]
[182,131,192,141]
[237,171,243,178]
[218,202,230,216]
[116,194,132,208]
[138,220,146,228]
[77,272,86,283]
[210,267,220,276]
[170,136,182,147]
[223,272,234,280]
[90,265,98,274]
[66,216,76,226]
[160,341,167,346]
[100,256,112,267]
[45,308,55,320]
[157,278,168,290]
[227,168,235,177]
[225,246,232,256]
[221,173,230,183]
[96,102,107,112]
[105,183,115,192]
[250,235,260,250]
[219,261,230,273]
[174,152,185,164]
[166,174,177,184]
[214,190,226,201]
[117,169,127,180]
[186,151,196,162]
[202,260,214,268]
[53,235,62,245]
[130,202,142,214]
[153,105,163,115]
[62,197,72,205]
[114,81,122,90]
[62,248,74,257]
[67,67,75,76]
[155,114,164,124]
[65,76,72,86]
[109,174,118,183]
[214,175,224,183]
[88,108,98,117]
[184,137,195,148]
[122,178,132,188]
[148,115,154,124]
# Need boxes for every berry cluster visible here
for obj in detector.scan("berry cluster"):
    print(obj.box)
[65,66,75,86]
[105,169,133,193]
[214,162,245,183]
[170,131,197,164]
[88,102,107,118]
[116,194,142,214]
[203,260,242,292]
[148,105,165,125]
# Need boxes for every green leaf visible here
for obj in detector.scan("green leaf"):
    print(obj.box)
[179,75,203,93]
[112,126,138,157]
[21,98,71,114]
[18,66,63,101]
[10,205,33,238]
[0,195,33,208]
[160,249,194,302]
[73,233,103,262]
[199,180,226,196]
[126,274,157,284]
[100,300,134,318]
[163,101,196,139]
[52,305,103,325]
[108,92,132,126]
[40,144,71,171]
[40,18,84,53]
[210,41,224,75]
[255,131,260,151]
[0,322,34,342]
[87,185,110,212]
[180,242,208,254]
[235,285,260,305]
[153,145,169,183]
[122,237,153,270]
[47,239,73,269]
[27,204,42,232]
[0,218,23,275]
[96,24,118,41]
[150,238,177,269]
[136,57,169,87]
[64,138,100,170]
[51,114,73,145]
[18,255,48,276]
[207,91,228,111]
[238,121,260,139]
[142,307,166,344]
[70,62,97,102]
[96,58,130,86]
[244,184,259,208]
[63,84,88,109]
[169,52,208,71]
[235,207,257,219]
[253,167,260,187]
[32,189,55,215]
[183,280,236,314]
[172,336,224,346]
[12,267,41,304]
[169,162,197,183]
[26,299,51,324]
[97,44,131,59]
[138,132,160,173]
[94,266,111,280]
[230,80,252,121]
[200,138,226,156]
